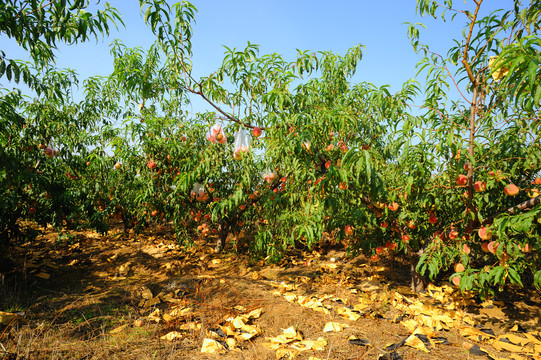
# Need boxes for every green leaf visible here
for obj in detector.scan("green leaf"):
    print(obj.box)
[534,270,541,289]
[528,60,538,90]
[507,268,523,286]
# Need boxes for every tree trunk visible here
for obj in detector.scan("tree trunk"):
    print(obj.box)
[411,262,428,292]
[215,223,228,253]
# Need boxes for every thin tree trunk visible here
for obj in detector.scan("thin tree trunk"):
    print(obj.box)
[410,262,428,292]
[215,223,228,253]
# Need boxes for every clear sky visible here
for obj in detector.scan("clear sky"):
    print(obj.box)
[1,0,514,112]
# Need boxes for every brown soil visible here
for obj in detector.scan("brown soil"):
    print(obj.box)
[1,222,540,360]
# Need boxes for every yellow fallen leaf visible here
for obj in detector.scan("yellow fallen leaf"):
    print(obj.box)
[268,327,303,344]
[221,322,237,336]
[247,308,263,319]
[275,348,299,359]
[160,292,174,302]
[141,287,153,299]
[459,326,495,342]
[161,331,183,341]
[179,322,201,331]
[109,324,128,334]
[501,333,532,346]
[405,334,430,353]
[169,307,193,318]
[401,319,420,333]
[35,272,50,279]
[283,293,298,302]
[353,303,369,311]
[296,337,326,351]
[283,326,302,340]
[524,332,541,345]
[231,316,245,329]
[312,306,331,315]
[226,337,237,349]
[201,338,226,353]
[336,307,361,321]
[508,355,529,360]
[279,282,297,292]
[323,322,348,332]
[261,341,282,350]
[236,324,261,340]
[0,311,24,325]
[493,339,528,353]
[148,309,161,323]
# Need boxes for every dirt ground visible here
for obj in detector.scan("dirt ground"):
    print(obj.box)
[1,222,540,360]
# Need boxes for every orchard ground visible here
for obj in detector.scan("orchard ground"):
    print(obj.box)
[1,221,540,360]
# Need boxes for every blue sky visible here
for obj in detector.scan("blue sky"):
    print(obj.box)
[2,1,514,112]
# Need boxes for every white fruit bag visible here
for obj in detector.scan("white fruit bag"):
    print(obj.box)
[233,129,251,160]
[190,183,209,202]
[206,123,227,144]
[261,168,277,184]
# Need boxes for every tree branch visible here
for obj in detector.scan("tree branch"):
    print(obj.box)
[482,195,541,226]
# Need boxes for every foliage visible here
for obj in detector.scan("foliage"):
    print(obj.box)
[1,0,540,297]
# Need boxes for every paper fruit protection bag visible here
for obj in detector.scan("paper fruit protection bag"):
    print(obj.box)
[233,129,251,160]
[190,183,209,202]
[206,123,227,144]
[262,169,277,184]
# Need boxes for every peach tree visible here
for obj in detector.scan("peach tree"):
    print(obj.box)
[0,0,122,246]
[383,0,541,294]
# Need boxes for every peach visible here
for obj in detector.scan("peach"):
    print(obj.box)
[522,243,533,253]
[481,242,490,252]
[487,241,499,254]
[474,181,486,192]
[478,226,492,240]
[456,174,468,186]
[504,184,519,196]
[462,244,471,255]
[454,263,465,272]
[345,225,353,235]
[252,127,262,137]
[388,202,399,212]
[452,276,461,286]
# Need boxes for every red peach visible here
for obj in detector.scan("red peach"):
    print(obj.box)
[478,226,492,240]
[454,263,465,272]
[456,174,468,186]
[252,127,262,137]
[504,184,519,196]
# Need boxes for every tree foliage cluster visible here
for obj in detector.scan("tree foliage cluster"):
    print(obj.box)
[1,0,540,295]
